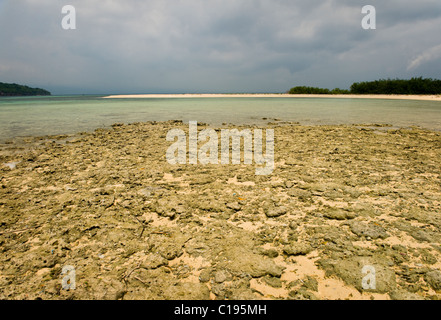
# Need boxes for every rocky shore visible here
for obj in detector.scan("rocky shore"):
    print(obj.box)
[1,120,440,300]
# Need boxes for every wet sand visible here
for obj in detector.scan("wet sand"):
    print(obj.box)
[103,93,441,101]
[1,120,440,300]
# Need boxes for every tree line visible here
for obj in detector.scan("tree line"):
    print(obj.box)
[0,82,51,96]
[288,77,441,95]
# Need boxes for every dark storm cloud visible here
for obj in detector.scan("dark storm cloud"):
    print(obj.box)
[0,0,440,94]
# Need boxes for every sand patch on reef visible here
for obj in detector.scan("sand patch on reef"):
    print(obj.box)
[103,93,441,102]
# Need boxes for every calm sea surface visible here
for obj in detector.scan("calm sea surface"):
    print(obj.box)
[0,95,440,141]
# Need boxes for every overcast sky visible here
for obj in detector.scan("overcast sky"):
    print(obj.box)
[1,0,441,94]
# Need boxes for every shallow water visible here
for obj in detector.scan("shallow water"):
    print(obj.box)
[0,95,440,141]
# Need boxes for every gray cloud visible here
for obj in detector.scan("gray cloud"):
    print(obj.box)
[0,0,440,94]
[408,44,441,70]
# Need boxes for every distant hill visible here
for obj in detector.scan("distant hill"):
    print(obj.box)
[288,77,441,95]
[0,82,51,96]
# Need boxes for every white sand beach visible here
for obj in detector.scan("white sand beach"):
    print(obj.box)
[102,93,441,101]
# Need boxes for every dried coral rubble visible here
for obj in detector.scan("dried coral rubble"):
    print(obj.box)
[0,120,440,300]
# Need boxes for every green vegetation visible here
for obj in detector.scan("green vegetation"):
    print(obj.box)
[289,77,441,95]
[350,77,441,94]
[0,82,51,96]
[288,86,349,94]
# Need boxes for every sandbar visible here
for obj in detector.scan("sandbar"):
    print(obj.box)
[103,93,441,101]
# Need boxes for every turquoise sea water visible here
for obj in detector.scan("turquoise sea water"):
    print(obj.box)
[0,95,440,141]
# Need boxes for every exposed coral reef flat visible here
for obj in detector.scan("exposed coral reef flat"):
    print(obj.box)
[1,121,440,300]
